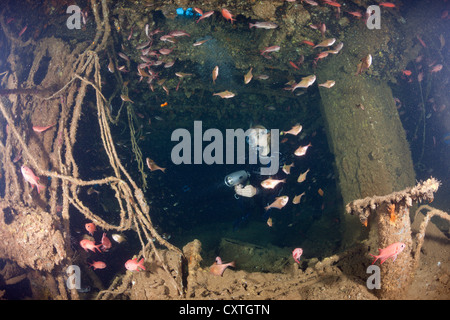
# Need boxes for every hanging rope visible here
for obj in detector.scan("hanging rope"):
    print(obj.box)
[0,0,184,299]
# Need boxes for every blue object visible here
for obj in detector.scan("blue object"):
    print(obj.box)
[185,8,194,16]
[176,8,197,17]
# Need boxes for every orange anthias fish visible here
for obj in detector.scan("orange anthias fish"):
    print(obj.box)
[261,177,286,189]
[101,232,112,251]
[221,8,235,23]
[313,38,336,48]
[196,10,214,23]
[430,64,443,73]
[125,257,146,271]
[318,80,335,88]
[213,90,235,99]
[193,38,211,46]
[355,54,372,75]
[212,66,219,84]
[33,123,56,133]
[89,261,107,270]
[210,256,235,276]
[282,162,295,174]
[79,239,102,253]
[294,143,312,157]
[21,165,44,194]
[85,222,97,236]
[120,94,134,103]
[146,157,166,172]
[369,242,406,265]
[264,195,289,211]
[244,67,253,84]
[292,192,305,205]
[282,123,302,136]
[297,168,310,183]
[290,75,316,92]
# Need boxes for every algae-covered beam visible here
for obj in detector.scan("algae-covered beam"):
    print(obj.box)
[346,177,441,226]
[345,177,441,299]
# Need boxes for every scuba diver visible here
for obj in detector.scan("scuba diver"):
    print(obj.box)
[223,125,288,229]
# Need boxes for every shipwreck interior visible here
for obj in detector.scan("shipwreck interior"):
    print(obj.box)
[0,0,449,300]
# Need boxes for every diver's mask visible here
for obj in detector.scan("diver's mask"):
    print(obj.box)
[224,170,250,187]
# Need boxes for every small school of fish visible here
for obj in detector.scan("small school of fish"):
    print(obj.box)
[77,220,140,273]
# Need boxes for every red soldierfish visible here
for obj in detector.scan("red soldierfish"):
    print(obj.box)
[79,239,102,253]
[210,256,235,276]
[347,11,363,18]
[125,257,146,271]
[369,242,406,265]
[379,2,396,8]
[289,61,300,70]
[292,248,303,264]
[302,40,315,46]
[85,222,96,236]
[32,124,56,133]
[221,8,235,23]
[101,233,112,251]
[21,165,44,194]
[323,0,341,7]
[89,261,107,270]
